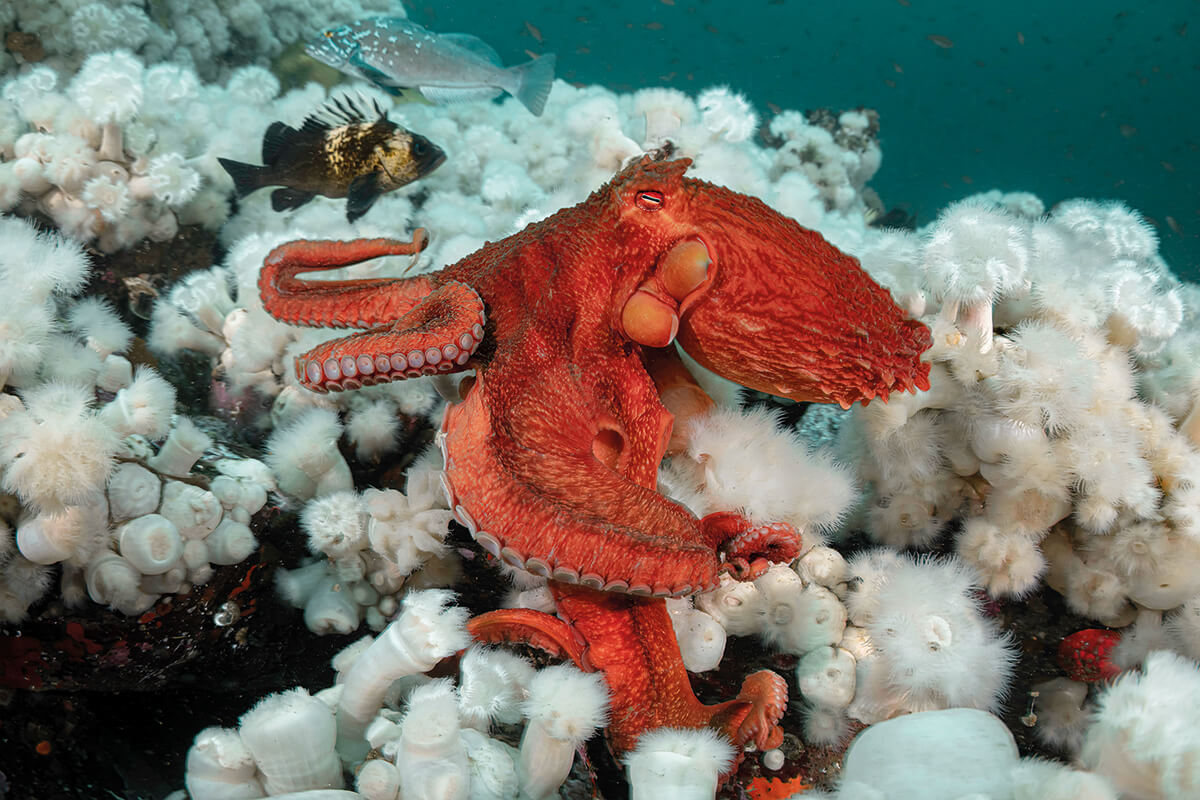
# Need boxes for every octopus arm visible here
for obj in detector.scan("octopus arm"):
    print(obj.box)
[441,351,735,597]
[468,608,589,667]
[290,281,486,392]
[259,232,436,328]
[441,346,800,595]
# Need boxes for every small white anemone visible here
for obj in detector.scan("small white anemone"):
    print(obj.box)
[0,215,92,300]
[625,728,736,800]
[143,63,201,106]
[81,174,132,223]
[141,152,202,206]
[457,646,536,729]
[2,65,58,109]
[265,407,353,500]
[519,665,610,800]
[67,296,133,358]
[70,4,130,53]
[335,590,470,763]
[668,602,727,672]
[239,687,343,794]
[225,65,281,105]
[345,398,401,463]
[1107,268,1183,352]
[106,462,161,522]
[1080,651,1200,798]
[0,381,119,512]
[117,513,183,575]
[694,574,765,636]
[923,198,1031,352]
[394,679,470,798]
[697,85,758,142]
[686,406,858,537]
[631,87,696,147]
[100,366,176,439]
[756,565,847,655]
[147,416,212,477]
[184,727,263,800]
[301,490,368,560]
[45,135,97,194]
[69,50,144,165]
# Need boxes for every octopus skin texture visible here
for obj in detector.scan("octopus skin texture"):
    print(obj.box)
[258,156,931,761]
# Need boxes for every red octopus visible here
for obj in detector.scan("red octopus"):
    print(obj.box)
[259,156,930,762]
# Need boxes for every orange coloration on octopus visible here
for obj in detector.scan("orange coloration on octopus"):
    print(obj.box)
[258,156,931,761]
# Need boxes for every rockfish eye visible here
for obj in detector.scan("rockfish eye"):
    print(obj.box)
[413,139,427,156]
[635,190,664,210]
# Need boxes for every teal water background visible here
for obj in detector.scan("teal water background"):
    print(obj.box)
[415,0,1198,278]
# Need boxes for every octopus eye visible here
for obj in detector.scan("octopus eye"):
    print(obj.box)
[635,190,665,210]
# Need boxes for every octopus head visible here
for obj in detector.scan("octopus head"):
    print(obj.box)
[608,157,931,407]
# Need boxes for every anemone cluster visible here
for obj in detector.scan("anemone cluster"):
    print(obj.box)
[0,216,271,621]
[0,0,398,81]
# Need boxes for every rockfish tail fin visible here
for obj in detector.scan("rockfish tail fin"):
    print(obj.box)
[508,53,556,116]
[217,158,268,199]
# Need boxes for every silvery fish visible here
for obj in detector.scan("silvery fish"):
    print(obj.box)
[307,16,557,116]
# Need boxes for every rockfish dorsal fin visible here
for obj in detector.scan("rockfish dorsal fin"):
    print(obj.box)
[297,94,384,138]
[262,121,300,164]
[259,94,384,166]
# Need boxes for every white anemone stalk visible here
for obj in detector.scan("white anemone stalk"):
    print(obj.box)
[625,728,736,800]
[518,664,610,800]
[335,590,469,764]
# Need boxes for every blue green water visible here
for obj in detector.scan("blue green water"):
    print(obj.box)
[421,0,1199,278]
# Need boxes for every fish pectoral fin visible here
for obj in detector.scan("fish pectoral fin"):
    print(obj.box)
[271,187,316,212]
[439,32,504,66]
[348,53,404,89]
[346,171,384,222]
[418,85,503,105]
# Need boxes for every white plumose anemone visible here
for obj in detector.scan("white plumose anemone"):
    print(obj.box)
[625,728,736,800]
[519,664,610,800]
[0,382,119,512]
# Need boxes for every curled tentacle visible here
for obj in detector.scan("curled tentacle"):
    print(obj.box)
[701,513,801,581]
[259,230,433,328]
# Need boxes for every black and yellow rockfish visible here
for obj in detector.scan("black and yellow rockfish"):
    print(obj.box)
[218,96,445,222]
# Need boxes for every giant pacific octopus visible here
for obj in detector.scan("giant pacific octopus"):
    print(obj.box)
[258,156,931,763]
